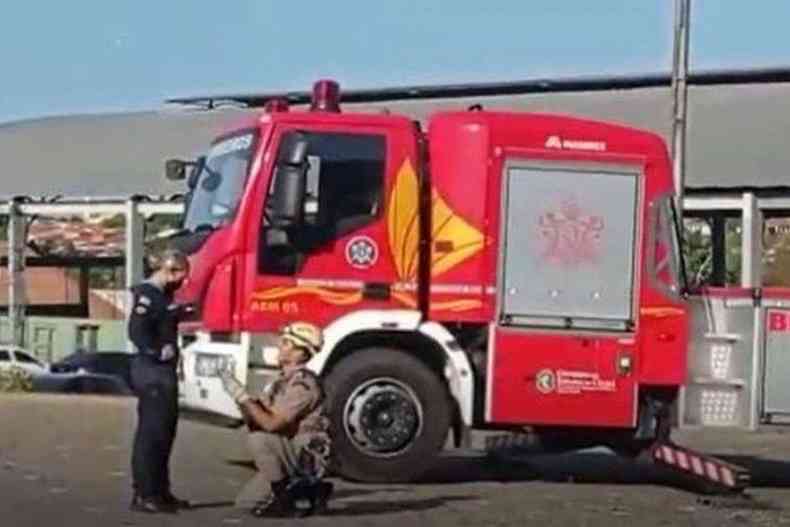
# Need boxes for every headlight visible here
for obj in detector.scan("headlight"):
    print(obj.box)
[194,353,236,378]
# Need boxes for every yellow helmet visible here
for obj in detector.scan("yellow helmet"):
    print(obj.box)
[280,321,324,356]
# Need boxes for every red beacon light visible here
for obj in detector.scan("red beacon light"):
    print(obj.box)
[263,98,289,113]
[310,79,341,113]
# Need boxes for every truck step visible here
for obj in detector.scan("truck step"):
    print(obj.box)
[650,441,751,494]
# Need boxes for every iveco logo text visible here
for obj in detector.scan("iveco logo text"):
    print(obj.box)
[544,135,607,152]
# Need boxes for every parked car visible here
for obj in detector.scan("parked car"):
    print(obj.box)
[0,345,49,377]
[50,351,134,389]
[33,371,132,396]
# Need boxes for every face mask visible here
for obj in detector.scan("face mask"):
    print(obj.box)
[164,280,183,295]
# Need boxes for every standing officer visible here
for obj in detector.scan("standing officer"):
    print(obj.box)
[220,322,333,518]
[128,248,192,514]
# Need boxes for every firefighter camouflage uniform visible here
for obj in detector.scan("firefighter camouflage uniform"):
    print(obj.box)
[234,366,332,508]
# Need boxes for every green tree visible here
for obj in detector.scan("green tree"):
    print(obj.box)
[0,215,8,242]
[100,214,125,229]
[682,217,742,288]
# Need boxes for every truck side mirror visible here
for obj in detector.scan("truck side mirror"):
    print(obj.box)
[165,159,188,181]
[268,134,309,228]
[278,133,309,165]
[187,156,205,189]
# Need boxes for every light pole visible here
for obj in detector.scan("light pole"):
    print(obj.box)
[671,0,691,214]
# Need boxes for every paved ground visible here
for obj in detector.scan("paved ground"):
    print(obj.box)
[2,393,790,526]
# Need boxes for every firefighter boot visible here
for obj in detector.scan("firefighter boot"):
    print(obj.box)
[161,491,191,510]
[250,480,294,518]
[288,479,334,517]
[130,493,177,514]
[311,481,334,515]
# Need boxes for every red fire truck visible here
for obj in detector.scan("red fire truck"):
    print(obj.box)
[168,80,743,489]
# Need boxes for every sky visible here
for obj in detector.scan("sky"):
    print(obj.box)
[1,1,790,124]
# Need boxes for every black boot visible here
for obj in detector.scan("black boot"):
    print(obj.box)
[312,481,334,515]
[288,479,333,517]
[250,480,293,518]
[250,494,285,518]
[161,491,191,510]
[130,494,177,514]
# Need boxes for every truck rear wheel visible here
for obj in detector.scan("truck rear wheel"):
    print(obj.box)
[324,347,452,483]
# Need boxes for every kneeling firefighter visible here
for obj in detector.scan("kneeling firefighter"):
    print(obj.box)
[220,321,333,517]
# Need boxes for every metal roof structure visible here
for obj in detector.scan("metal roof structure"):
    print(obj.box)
[167,67,790,108]
[2,67,790,198]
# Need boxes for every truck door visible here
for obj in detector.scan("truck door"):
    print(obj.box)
[488,160,641,427]
[243,124,417,330]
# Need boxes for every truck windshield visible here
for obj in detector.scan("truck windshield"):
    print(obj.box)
[183,131,257,231]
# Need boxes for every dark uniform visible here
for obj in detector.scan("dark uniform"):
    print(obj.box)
[235,367,332,510]
[128,281,182,503]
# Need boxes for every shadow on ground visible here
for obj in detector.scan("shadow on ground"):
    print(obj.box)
[714,455,790,488]
[188,500,235,510]
[227,449,790,500]
[326,496,478,517]
[419,450,790,503]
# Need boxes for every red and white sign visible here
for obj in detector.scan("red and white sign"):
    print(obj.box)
[556,369,616,394]
[535,369,616,395]
[767,309,790,332]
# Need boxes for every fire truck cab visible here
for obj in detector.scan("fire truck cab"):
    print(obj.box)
[169,80,688,482]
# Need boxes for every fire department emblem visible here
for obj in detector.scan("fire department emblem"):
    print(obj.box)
[537,197,604,266]
[345,236,379,269]
[536,369,556,394]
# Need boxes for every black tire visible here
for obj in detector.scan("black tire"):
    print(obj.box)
[324,347,452,483]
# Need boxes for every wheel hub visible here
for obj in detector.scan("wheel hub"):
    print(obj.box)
[345,378,423,457]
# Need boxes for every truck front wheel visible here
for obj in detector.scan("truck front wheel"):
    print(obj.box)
[324,347,452,483]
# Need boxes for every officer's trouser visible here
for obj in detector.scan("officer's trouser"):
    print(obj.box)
[235,432,313,508]
[130,358,178,499]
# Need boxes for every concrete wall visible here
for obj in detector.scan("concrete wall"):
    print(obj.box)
[0,317,126,364]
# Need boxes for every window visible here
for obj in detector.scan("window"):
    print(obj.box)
[652,196,686,296]
[14,351,39,365]
[260,131,386,275]
[183,131,258,231]
[276,131,385,239]
[683,215,741,288]
[501,165,638,330]
[0,350,10,361]
[763,217,790,286]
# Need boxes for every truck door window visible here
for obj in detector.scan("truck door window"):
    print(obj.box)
[300,132,385,238]
[260,131,386,274]
[0,350,10,361]
[652,196,686,297]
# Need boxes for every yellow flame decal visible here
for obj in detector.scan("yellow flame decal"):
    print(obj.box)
[388,159,485,281]
[251,287,362,306]
[428,188,485,277]
[388,159,421,281]
[249,287,480,312]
